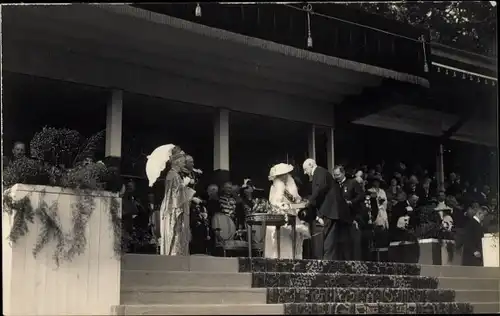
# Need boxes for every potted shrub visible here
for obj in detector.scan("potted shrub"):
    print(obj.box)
[2,127,122,316]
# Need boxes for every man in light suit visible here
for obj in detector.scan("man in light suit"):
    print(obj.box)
[303,159,349,260]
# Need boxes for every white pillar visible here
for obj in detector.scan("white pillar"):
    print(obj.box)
[214,108,230,170]
[105,90,123,158]
[326,127,335,173]
[436,143,445,191]
[307,125,316,161]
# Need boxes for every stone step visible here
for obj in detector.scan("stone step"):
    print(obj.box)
[121,286,267,305]
[122,254,424,276]
[238,258,420,275]
[438,276,500,290]
[283,302,473,314]
[454,290,500,303]
[252,272,438,289]
[421,264,500,279]
[111,304,284,315]
[471,302,500,313]
[267,287,455,303]
[122,254,239,272]
[122,270,252,288]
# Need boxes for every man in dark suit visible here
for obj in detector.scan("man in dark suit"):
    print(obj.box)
[456,206,486,266]
[332,165,366,260]
[303,159,348,260]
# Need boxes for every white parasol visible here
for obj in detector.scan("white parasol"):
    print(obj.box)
[145,144,176,187]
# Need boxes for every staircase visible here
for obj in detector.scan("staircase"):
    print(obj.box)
[113,254,500,315]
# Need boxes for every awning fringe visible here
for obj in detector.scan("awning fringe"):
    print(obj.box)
[96,4,430,88]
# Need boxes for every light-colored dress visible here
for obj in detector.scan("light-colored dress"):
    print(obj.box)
[159,169,194,256]
[264,176,311,259]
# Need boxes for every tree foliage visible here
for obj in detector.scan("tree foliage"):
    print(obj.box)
[342,1,497,57]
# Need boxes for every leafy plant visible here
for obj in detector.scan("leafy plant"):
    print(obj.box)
[2,127,122,266]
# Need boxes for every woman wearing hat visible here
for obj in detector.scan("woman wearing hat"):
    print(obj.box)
[266,163,311,259]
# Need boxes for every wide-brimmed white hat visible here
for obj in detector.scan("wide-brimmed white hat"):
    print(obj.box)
[268,163,294,181]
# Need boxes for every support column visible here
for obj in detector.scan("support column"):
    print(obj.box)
[213,108,230,187]
[104,90,123,192]
[436,143,445,192]
[326,127,335,173]
[307,125,316,161]
[105,90,123,158]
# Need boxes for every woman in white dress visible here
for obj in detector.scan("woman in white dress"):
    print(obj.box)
[265,163,311,259]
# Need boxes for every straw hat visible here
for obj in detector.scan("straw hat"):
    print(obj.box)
[268,163,294,181]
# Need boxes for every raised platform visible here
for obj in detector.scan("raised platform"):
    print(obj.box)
[114,254,500,315]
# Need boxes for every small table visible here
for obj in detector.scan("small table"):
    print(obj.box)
[246,213,298,259]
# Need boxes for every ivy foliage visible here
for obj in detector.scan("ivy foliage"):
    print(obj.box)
[2,127,123,266]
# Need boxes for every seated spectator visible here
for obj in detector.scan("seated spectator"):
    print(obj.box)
[435,190,452,211]
[443,195,463,227]
[393,171,405,187]
[489,197,498,214]
[204,184,220,253]
[148,192,161,251]
[446,172,461,197]
[404,175,419,196]
[190,200,211,255]
[417,177,434,206]
[219,181,237,219]
[479,185,492,206]
[3,141,27,168]
[205,184,220,218]
[389,193,420,263]
[391,193,420,238]
[240,179,257,219]
[354,170,365,191]
[386,178,402,204]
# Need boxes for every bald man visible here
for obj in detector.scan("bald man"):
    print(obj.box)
[303,158,348,260]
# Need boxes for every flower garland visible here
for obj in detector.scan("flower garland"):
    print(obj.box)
[32,195,65,265]
[66,192,96,260]
[3,189,123,266]
[2,127,123,266]
[3,194,35,244]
